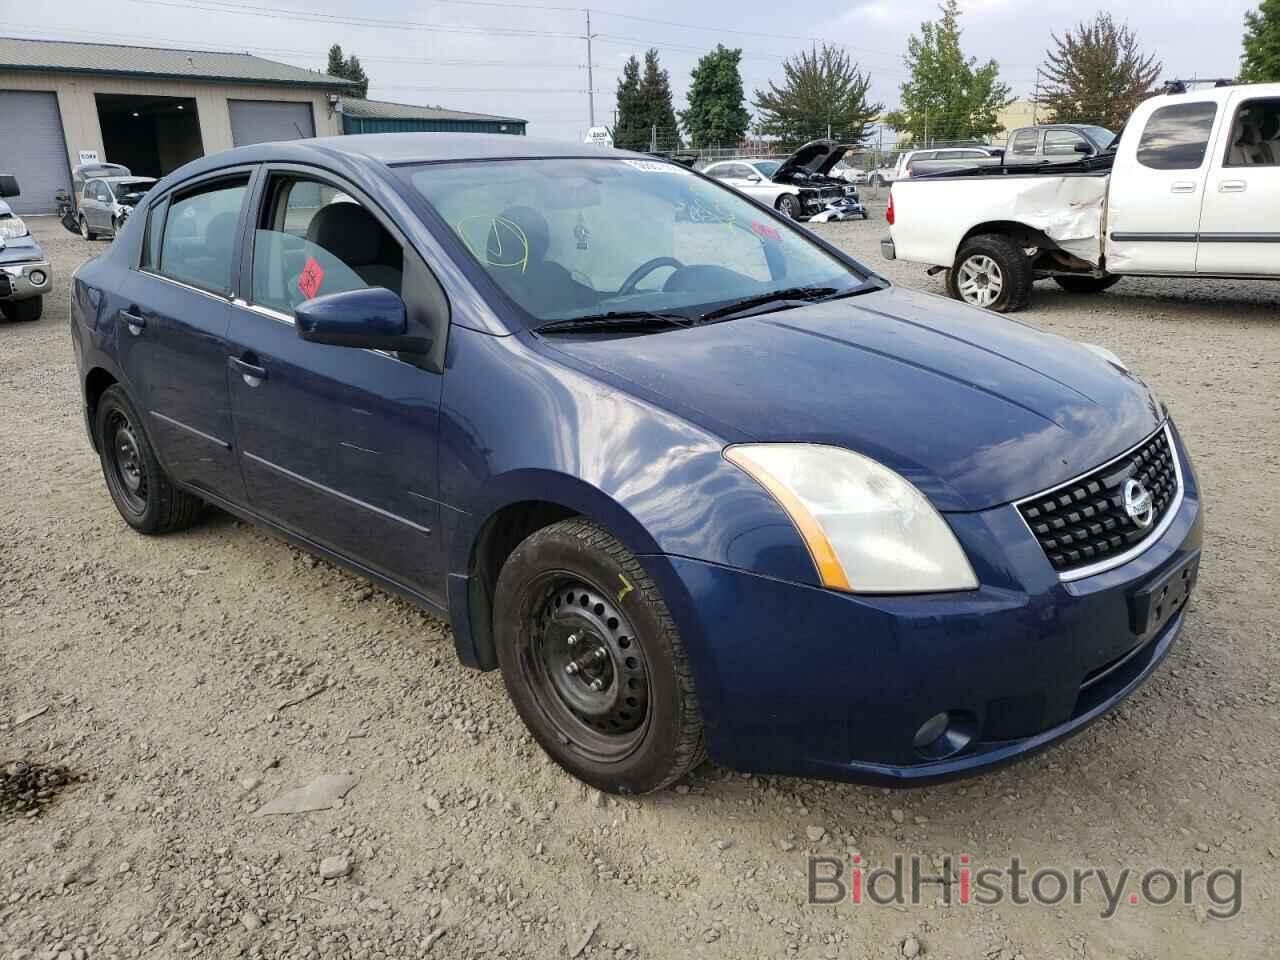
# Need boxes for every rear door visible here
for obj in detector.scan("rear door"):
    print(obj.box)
[117,169,254,503]
[1196,92,1280,275]
[1105,99,1222,273]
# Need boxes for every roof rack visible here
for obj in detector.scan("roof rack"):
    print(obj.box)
[1163,78,1236,94]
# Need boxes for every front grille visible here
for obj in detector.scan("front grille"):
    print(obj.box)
[0,274,10,298]
[1017,425,1179,574]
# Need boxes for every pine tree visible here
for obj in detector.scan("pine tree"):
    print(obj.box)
[1241,0,1280,83]
[883,0,1012,146]
[613,56,646,150]
[326,44,369,99]
[640,49,681,151]
[680,45,751,149]
[1037,13,1161,130]
[752,44,881,145]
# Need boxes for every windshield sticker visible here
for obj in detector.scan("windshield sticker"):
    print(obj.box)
[297,256,325,300]
[751,222,782,242]
[574,213,590,251]
[622,159,691,175]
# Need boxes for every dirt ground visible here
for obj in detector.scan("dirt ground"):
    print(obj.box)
[2,211,1278,960]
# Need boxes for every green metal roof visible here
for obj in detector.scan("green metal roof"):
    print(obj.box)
[340,97,525,125]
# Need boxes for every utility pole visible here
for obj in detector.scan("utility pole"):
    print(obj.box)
[585,9,596,129]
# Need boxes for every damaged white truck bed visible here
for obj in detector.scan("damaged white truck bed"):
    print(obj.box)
[881,82,1280,311]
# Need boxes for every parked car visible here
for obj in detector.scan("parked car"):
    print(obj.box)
[868,161,898,187]
[71,134,1201,794]
[703,141,865,219]
[0,175,52,322]
[883,83,1280,310]
[894,146,1003,179]
[906,125,1113,178]
[77,175,156,240]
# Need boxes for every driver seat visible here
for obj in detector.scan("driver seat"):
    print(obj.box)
[486,206,595,314]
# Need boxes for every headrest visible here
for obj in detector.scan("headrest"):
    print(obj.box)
[488,205,550,267]
[306,202,382,267]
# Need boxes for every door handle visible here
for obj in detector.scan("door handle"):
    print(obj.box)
[1170,181,1197,194]
[1218,179,1247,193]
[120,309,146,335]
[228,355,268,385]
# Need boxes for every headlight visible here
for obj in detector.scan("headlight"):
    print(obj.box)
[1081,342,1127,371]
[725,444,978,594]
[0,216,28,240]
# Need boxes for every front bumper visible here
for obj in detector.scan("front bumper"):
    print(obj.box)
[1,260,53,301]
[644,426,1202,785]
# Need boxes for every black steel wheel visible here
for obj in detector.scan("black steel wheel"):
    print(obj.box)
[94,385,202,534]
[494,518,705,794]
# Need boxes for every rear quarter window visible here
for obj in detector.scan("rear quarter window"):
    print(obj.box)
[1136,102,1218,170]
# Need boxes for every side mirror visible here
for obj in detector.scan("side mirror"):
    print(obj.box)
[1073,142,1092,155]
[746,174,762,183]
[295,287,431,353]
[0,175,19,198]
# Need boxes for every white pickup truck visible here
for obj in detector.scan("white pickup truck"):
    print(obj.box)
[881,83,1280,311]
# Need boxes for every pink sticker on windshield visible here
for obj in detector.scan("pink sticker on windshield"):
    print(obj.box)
[751,222,781,242]
[297,256,325,300]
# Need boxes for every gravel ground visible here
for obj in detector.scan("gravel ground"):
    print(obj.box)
[2,211,1278,960]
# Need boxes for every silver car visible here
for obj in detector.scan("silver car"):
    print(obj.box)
[78,176,156,241]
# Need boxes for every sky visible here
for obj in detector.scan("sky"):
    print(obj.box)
[3,0,1260,145]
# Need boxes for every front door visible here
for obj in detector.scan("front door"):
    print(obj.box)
[225,169,447,602]
[1105,99,1222,273]
[1197,93,1280,276]
[118,171,253,503]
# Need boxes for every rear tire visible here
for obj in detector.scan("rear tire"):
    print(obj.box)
[3,297,42,322]
[95,385,202,534]
[493,517,705,794]
[947,233,1033,313]
[1054,274,1122,294]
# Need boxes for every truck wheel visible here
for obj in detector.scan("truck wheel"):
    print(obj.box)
[947,234,1033,312]
[776,194,800,219]
[3,297,42,322]
[493,517,705,794]
[95,385,202,534]
[79,215,98,241]
[1054,275,1122,294]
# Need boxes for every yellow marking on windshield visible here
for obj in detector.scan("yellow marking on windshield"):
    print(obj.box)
[455,216,530,273]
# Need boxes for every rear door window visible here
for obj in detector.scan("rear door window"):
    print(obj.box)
[1136,102,1218,170]
[155,177,250,295]
[1010,130,1039,156]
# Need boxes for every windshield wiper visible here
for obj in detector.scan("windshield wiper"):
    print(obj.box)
[699,283,884,323]
[534,310,693,335]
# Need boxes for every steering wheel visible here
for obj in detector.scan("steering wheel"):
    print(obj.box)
[618,257,685,296]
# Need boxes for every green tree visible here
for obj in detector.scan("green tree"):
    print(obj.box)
[884,0,1012,146]
[613,55,647,150]
[1037,13,1161,130]
[1241,0,1280,82]
[640,49,682,150]
[326,44,369,99]
[679,45,751,148]
[752,44,882,145]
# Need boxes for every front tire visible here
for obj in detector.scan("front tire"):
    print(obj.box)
[2,297,42,322]
[79,215,97,241]
[946,234,1033,312]
[1054,274,1122,294]
[775,194,800,219]
[493,518,705,794]
[95,385,202,534]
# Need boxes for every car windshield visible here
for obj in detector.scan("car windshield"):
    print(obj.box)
[753,160,780,177]
[405,157,867,325]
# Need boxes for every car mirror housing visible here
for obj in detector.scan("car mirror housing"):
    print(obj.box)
[0,175,20,198]
[295,287,431,353]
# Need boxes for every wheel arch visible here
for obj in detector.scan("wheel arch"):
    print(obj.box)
[955,220,1055,261]
[83,366,120,451]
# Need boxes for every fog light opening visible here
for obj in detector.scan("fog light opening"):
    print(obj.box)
[28,270,46,286]
[912,710,977,761]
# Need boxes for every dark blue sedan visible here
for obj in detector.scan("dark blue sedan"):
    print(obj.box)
[70,134,1201,794]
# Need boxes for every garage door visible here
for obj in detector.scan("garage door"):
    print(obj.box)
[0,91,72,215]
[228,100,316,147]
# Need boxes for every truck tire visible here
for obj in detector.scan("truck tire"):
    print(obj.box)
[493,517,705,794]
[3,297,42,322]
[1054,275,1122,294]
[947,234,1033,313]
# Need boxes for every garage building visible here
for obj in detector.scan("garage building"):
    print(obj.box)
[0,37,353,214]
[340,98,526,136]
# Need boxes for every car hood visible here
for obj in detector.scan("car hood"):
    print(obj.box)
[0,217,42,265]
[774,139,852,181]
[545,286,1163,512]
